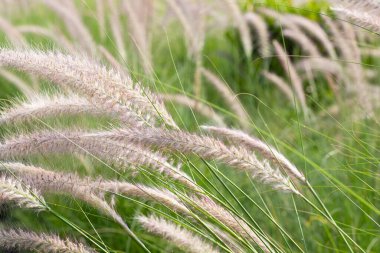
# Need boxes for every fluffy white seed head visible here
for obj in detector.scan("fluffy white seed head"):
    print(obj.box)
[0,94,115,125]
[0,176,46,211]
[0,130,196,190]
[0,162,148,241]
[138,214,219,253]
[0,49,177,128]
[202,126,306,183]
[0,228,96,253]
[0,162,189,214]
[330,0,380,33]
[103,127,298,193]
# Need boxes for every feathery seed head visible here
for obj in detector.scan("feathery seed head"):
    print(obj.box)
[0,228,95,253]
[1,162,190,214]
[109,127,299,193]
[0,176,46,211]
[0,49,177,128]
[138,214,219,253]
[0,94,116,125]
[202,125,306,184]
[0,130,195,189]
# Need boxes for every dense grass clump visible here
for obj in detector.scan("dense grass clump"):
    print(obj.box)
[0,0,379,252]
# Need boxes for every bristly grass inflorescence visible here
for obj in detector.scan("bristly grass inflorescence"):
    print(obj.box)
[0,0,377,252]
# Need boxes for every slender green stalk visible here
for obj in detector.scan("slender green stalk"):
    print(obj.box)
[196,160,304,252]
[302,183,365,253]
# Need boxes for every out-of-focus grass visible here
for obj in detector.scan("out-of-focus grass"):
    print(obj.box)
[0,1,379,252]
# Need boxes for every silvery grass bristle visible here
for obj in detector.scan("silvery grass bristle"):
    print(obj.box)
[0,176,46,211]
[0,94,118,125]
[0,228,95,253]
[201,126,306,183]
[192,196,271,253]
[332,15,380,114]
[0,49,178,129]
[0,162,190,214]
[138,214,220,253]
[103,127,299,194]
[0,162,146,240]
[0,130,197,190]
[159,93,226,127]
[330,0,380,33]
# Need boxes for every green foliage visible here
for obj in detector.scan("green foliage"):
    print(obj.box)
[0,1,379,253]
